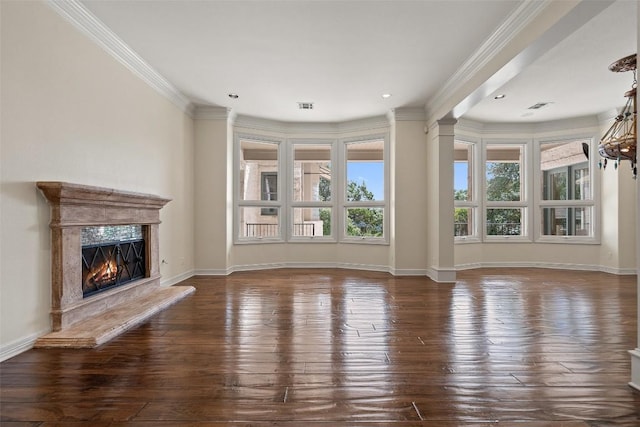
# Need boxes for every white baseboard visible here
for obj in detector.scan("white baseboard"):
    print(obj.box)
[0,328,50,362]
[630,349,640,392]
[196,262,394,276]
[389,268,428,276]
[161,270,196,287]
[193,268,233,276]
[456,261,637,275]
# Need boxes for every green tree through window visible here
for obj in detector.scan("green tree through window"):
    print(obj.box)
[346,181,383,237]
[454,189,469,236]
[318,177,331,236]
[319,179,383,237]
[486,162,521,235]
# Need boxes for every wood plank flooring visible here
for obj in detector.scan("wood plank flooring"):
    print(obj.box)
[1,268,639,426]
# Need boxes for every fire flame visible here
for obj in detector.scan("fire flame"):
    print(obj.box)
[86,259,118,289]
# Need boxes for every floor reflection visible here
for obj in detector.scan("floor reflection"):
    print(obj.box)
[2,268,637,424]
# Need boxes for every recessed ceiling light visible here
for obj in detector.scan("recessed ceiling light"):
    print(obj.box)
[494,94,506,100]
[228,93,239,99]
[382,93,392,99]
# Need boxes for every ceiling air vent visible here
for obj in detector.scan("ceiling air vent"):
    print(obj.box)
[527,102,551,110]
[298,102,314,110]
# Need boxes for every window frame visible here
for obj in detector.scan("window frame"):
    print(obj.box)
[482,139,531,242]
[234,134,284,243]
[234,132,389,245]
[534,136,599,244]
[454,138,480,243]
[288,139,337,242]
[340,135,389,244]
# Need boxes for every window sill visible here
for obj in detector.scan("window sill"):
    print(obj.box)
[341,238,389,246]
[535,236,600,245]
[455,236,481,244]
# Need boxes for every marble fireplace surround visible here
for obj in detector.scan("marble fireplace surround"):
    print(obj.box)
[35,182,194,348]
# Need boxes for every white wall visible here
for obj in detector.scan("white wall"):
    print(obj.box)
[392,118,430,274]
[194,112,230,273]
[0,1,195,359]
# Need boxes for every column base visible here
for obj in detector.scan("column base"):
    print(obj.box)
[629,348,640,391]
[426,267,456,283]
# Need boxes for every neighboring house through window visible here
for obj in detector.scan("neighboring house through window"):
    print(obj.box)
[454,135,596,243]
[539,138,593,238]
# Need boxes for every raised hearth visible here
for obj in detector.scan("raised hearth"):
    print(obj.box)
[35,182,194,348]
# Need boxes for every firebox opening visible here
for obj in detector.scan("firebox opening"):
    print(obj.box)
[81,225,147,298]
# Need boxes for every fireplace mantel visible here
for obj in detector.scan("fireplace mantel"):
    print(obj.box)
[35,182,194,348]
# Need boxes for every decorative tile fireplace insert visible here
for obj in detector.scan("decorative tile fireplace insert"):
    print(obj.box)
[35,182,194,348]
[81,225,146,297]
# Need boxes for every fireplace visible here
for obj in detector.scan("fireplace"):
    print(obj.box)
[35,182,194,348]
[81,225,146,297]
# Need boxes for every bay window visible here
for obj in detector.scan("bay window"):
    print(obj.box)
[454,135,597,244]
[235,133,388,244]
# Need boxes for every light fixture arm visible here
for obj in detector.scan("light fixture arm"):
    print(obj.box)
[598,54,637,178]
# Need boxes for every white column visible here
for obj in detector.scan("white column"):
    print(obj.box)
[425,118,457,282]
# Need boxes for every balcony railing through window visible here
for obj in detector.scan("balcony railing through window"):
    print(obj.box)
[246,223,316,237]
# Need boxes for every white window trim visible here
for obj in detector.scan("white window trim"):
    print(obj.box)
[288,138,337,243]
[454,137,481,243]
[340,134,390,245]
[533,135,600,244]
[234,132,389,245]
[234,133,285,244]
[482,138,532,242]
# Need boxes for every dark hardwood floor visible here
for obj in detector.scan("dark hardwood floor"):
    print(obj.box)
[1,268,639,426]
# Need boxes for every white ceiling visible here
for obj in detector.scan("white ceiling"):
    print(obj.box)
[79,0,637,124]
[464,0,638,123]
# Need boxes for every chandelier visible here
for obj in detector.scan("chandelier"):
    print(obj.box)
[598,54,637,178]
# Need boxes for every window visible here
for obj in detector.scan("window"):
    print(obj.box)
[237,138,281,240]
[235,133,387,244]
[291,141,333,239]
[454,135,598,243]
[344,139,385,240]
[454,140,477,239]
[485,143,526,238]
[538,138,593,238]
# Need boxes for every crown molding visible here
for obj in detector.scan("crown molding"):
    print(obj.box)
[598,108,620,123]
[456,115,600,137]
[393,107,426,122]
[233,114,390,135]
[339,115,390,133]
[426,0,552,121]
[47,0,192,115]
[193,106,230,121]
